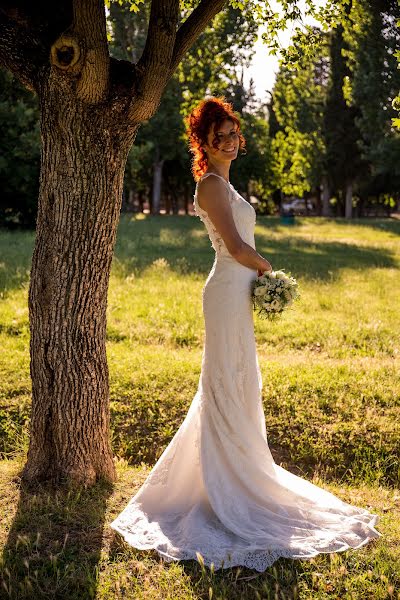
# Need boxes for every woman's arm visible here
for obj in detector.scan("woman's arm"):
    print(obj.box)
[197,176,272,273]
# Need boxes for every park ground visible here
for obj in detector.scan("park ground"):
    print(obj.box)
[0,214,399,599]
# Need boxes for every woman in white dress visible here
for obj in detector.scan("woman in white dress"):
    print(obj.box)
[110,97,381,572]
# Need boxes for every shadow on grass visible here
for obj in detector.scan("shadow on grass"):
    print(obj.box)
[179,557,305,600]
[258,214,400,235]
[1,475,113,600]
[113,214,398,281]
[1,215,398,295]
[252,234,396,280]
[108,519,305,600]
[0,228,34,296]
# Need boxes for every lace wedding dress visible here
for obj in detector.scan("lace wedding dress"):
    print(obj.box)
[110,172,381,571]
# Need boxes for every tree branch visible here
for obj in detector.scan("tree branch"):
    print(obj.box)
[0,8,45,91]
[169,0,228,75]
[73,0,109,103]
[128,0,228,123]
[129,0,180,122]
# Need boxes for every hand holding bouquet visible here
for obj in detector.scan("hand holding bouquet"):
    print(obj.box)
[252,269,300,320]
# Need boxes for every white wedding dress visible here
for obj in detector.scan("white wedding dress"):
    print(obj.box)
[110,172,381,571]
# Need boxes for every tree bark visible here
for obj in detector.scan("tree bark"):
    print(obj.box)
[345,180,353,219]
[321,176,331,217]
[151,155,164,215]
[128,187,135,212]
[22,73,138,486]
[356,193,366,217]
[184,184,190,215]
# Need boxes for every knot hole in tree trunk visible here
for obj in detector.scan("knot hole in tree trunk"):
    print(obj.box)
[51,36,81,71]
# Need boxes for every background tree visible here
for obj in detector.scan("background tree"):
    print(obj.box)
[270,28,329,211]
[224,78,273,211]
[267,0,400,217]
[0,69,40,228]
[341,0,400,215]
[323,23,365,218]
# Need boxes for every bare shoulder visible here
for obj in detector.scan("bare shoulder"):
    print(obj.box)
[197,174,230,212]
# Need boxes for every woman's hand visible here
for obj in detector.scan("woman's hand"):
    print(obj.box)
[257,262,273,277]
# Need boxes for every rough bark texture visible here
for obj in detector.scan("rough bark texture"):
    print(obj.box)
[321,175,331,217]
[22,70,138,485]
[345,181,353,219]
[4,0,135,486]
[152,157,164,215]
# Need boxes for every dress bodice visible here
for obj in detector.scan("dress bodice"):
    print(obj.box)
[193,172,256,257]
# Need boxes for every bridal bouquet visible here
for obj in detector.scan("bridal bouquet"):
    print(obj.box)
[252,269,300,320]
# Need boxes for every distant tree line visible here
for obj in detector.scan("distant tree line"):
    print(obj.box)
[0,0,399,228]
[270,0,400,218]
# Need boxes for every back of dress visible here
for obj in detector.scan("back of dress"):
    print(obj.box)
[193,172,257,259]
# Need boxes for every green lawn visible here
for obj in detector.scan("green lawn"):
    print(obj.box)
[0,214,399,599]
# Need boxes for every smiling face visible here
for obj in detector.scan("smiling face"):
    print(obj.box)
[203,119,239,165]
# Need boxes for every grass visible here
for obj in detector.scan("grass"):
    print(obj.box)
[0,214,399,598]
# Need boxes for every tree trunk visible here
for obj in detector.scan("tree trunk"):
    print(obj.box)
[138,189,145,213]
[304,191,310,216]
[356,193,366,217]
[345,181,353,219]
[128,187,135,212]
[184,184,190,215]
[23,77,137,486]
[321,176,331,217]
[152,153,164,215]
[314,185,322,216]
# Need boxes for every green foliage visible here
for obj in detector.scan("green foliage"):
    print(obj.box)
[270,29,328,197]
[322,23,365,207]
[232,104,272,202]
[341,0,400,193]
[270,0,400,213]
[0,70,40,229]
[175,4,259,115]
[271,129,324,197]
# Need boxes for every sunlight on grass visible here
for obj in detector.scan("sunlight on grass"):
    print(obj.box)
[0,215,399,597]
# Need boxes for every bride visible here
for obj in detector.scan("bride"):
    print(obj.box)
[110,97,381,572]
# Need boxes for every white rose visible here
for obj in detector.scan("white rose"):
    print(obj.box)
[254,285,267,296]
[270,299,281,310]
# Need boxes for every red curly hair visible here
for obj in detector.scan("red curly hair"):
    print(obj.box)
[185,96,246,181]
